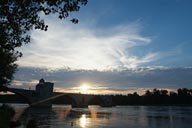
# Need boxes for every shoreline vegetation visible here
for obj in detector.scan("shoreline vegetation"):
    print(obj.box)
[0,104,20,128]
[0,88,192,106]
[110,88,192,106]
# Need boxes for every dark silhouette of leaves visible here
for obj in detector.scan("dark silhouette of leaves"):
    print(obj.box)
[0,0,88,86]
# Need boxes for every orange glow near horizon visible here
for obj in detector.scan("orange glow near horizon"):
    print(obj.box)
[44,86,176,96]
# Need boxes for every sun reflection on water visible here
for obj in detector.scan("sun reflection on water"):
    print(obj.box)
[80,114,87,128]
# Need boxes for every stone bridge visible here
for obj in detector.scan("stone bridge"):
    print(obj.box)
[0,79,113,108]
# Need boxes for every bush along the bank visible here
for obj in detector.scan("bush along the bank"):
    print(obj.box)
[0,104,21,128]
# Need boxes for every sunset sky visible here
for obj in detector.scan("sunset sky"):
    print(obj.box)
[13,0,192,94]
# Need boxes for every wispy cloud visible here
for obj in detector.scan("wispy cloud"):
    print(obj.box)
[17,17,155,70]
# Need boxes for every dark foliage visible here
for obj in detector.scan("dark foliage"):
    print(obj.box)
[112,88,192,106]
[0,104,15,128]
[0,0,88,86]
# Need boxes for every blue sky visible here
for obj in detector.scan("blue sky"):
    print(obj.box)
[79,0,192,67]
[13,0,192,94]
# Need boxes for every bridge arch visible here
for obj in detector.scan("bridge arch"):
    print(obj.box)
[63,95,78,107]
[52,94,78,107]
[88,96,105,105]
[88,95,113,107]
[52,94,94,108]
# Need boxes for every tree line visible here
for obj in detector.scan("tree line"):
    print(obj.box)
[111,88,192,105]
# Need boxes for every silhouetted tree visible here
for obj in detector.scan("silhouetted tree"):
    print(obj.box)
[145,90,152,97]
[133,92,139,97]
[160,89,168,96]
[177,88,192,104]
[152,88,160,96]
[0,0,88,86]
[178,88,192,97]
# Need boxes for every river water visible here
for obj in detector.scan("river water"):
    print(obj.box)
[9,104,192,128]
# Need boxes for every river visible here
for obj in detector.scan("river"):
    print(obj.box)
[7,104,192,128]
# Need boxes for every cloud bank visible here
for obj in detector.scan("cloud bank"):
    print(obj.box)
[17,18,156,71]
[12,67,192,94]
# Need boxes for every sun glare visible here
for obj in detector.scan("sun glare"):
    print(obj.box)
[80,84,90,93]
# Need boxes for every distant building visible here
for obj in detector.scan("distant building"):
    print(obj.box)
[35,78,54,97]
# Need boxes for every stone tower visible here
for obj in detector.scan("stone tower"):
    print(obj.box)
[34,79,54,107]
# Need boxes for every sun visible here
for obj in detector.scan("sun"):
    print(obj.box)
[80,83,90,93]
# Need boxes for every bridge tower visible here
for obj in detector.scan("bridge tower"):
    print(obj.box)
[32,79,54,107]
